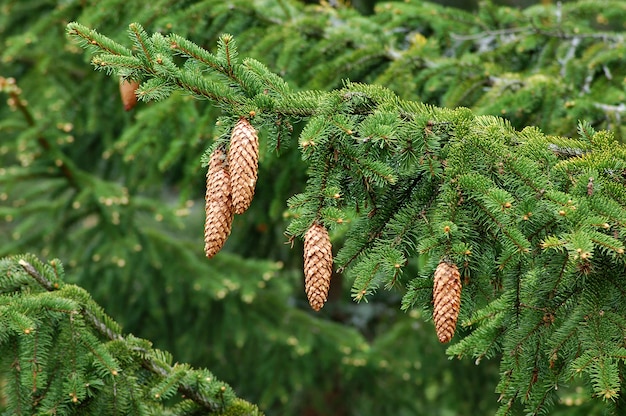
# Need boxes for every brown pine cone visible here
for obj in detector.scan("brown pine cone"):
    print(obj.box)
[204,147,234,258]
[228,117,259,215]
[303,223,333,311]
[432,260,462,343]
[119,78,139,111]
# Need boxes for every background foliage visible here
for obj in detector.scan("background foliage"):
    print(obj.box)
[2,0,625,414]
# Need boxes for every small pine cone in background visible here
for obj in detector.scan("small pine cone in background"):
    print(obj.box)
[228,117,259,215]
[119,78,140,111]
[204,147,234,259]
[303,223,333,311]
[432,260,462,343]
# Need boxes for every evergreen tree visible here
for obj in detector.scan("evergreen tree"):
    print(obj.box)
[2,1,626,415]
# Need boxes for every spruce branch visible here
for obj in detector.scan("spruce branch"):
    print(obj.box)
[451,25,624,45]
[169,34,226,74]
[18,259,54,292]
[62,19,626,413]
[531,27,625,43]
[450,26,531,42]
[219,33,237,76]
[8,2,626,414]
[128,23,154,64]
[66,23,133,57]
[12,257,259,414]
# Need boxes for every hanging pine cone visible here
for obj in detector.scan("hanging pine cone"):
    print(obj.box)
[119,78,140,111]
[432,260,462,343]
[303,223,333,311]
[204,147,234,259]
[228,117,258,215]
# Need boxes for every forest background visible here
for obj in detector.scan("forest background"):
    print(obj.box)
[2,0,626,415]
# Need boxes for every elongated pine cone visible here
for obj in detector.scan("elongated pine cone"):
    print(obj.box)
[204,147,234,258]
[228,117,259,215]
[119,78,139,111]
[433,260,462,343]
[303,223,333,311]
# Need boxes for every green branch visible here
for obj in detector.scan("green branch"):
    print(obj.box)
[2,255,262,415]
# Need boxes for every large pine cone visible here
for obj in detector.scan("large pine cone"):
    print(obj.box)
[204,147,234,258]
[228,117,258,215]
[433,260,462,343]
[303,223,333,311]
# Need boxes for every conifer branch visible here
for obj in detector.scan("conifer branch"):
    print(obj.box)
[7,9,623,412]
[128,23,153,64]
[18,259,54,292]
[450,17,624,47]
[8,2,626,414]
[169,35,223,71]
[532,27,625,42]
[450,26,531,42]
[548,143,587,157]
[221,35,235,76]
[66,24,133,57]
[337,175,429,272]
[12,257,257,414]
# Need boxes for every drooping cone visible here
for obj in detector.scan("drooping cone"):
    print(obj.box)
[432,260,462,343]
[119,79,140,111]
[204,147,234,258]
[303,223,333,311]
[228,117,258,214]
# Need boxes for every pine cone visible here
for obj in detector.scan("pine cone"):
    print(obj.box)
[432,260,462,343]
[228,117,258,215]
[119,78,139,111]
[204,147,234,258]
[303,223,333,311]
